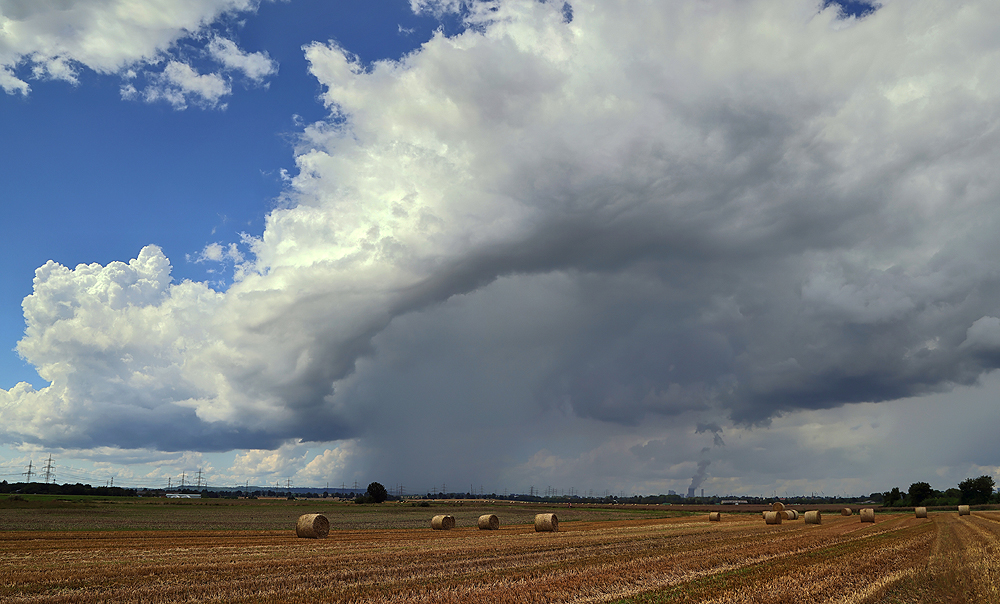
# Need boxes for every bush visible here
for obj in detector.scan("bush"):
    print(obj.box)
[883,487,903,507]
[922,496,959,507]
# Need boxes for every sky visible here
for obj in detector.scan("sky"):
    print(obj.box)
[2,0,1000,498]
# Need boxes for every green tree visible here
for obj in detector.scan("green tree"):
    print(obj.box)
[883,487,903,507]
[367,482,388,503]
[958,475,995,505]
[908,482,932,506]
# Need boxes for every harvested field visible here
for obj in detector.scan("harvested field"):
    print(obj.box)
[0,498,674,532]
[1,502,997,602]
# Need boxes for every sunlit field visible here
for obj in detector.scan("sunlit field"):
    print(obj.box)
[2,499,998,603]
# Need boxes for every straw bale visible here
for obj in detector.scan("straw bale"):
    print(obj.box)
[709,512,721,522]
[771,502,785,511]
[915,507,927,518]
[431,514,455,530]
[804,510,821,524]
[478,514,500,530]
[534,513,559,532]
[860,508,875,523]
[841,507,853,516]
[959,505,970,516]
[295,513,329,539]
[764,511,782,525]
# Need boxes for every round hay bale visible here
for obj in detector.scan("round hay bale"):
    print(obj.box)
[860,508,875,523]
[764,511,782,525]
[709,512,721,522]
[478,514,500,530]
[804,510,821,524]
[535,513,558,532]
[431,514,455,530]
[788,510,799,520]
[296,513,329,539]
[958,505,970,516]
[772,502,785,512]
[915,507,927,518]
[841,507,853,516]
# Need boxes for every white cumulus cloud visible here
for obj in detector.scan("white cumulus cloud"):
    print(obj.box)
[0,0,274,103]
[208,36,278,83]
[141,61,231,109]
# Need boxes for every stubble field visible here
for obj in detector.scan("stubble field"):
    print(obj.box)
[1,498,998,603]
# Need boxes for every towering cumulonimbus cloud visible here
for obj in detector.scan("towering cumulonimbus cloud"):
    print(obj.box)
[4,0,1000,477]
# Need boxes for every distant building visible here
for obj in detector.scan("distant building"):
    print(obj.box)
[166,493,201,499]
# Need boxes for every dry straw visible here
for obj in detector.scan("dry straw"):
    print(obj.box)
[915,507,927,518]
[295,513,330,539]
[841,508,853,516]
[780,510,798,520]
[958,505,971,516]
[431,515,456,530]
[772,502,785,512]
[478,514,500,530]
[535,513,559,532]
[860,508,875,523]
[709,512,721,522]
[804,510,821,524]
[764,511,782,525]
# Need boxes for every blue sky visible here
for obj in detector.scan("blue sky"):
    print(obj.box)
[3,0,1000,497]
[0,0,454,389]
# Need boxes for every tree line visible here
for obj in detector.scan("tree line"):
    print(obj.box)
[4,476,996,506]
[0,481,136,497]
[879,475,996,507]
